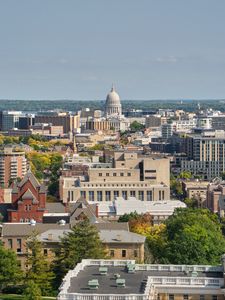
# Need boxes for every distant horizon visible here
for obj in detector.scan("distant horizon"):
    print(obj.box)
[0,98,224,102]
[0,1,225,99]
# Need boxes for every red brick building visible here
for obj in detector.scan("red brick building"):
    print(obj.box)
[7,171,47,223]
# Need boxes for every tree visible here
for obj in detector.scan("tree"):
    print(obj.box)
[152,208,225,265]
[26,231,54,295]
[130,121,145,132]
[118,211,139,223]
[0,242,22,292]
[52,219,106,288]
[184,197,198,208]
[23,280,42,300]
[178,171,192,179]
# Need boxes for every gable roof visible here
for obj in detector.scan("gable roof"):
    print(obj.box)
[22,189,36,200]
[18,170,41,189]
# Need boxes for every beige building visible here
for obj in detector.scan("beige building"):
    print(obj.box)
[0,146,27,187]
[182,180,209,207]
[60,152,170,203]
[35,112,80,134]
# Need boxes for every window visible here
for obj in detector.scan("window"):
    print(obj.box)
[120,173,124,177]
[159,191,162,201]
[122,250,126,257]
[8,239,13,249]
[130,191,136,197]
[145,176,156,180]
[16,239,22,253]
[162,191,165,200]
[110,249,115,257]
[106,191,111,201]
[145,170,156,173]
[80,191,86,199]
[169,295,174,300]
[44,249,48,256]
[122,191,127,199]
[106,173,109,177]
[147,191,153,201]
[99,173,102,177]
[212,296,217,300]
[183,295,189,300]
[88,191,94,201]
[97,191,103,202]
[200,296,205,300]
[128,173,131,176]
[113,173,117,177]
[134,250,138,257]
[114,191,119,199]
[138,191,144,201]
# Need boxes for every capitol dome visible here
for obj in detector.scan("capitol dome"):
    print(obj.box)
[105,85,122,116]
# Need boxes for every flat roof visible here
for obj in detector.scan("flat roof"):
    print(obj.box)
[67,264,223,295]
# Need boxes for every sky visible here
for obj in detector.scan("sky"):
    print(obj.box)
[0,0,225,100]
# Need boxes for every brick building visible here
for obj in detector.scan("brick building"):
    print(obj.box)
[7,171,47,223]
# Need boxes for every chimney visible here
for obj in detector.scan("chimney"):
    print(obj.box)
[48,233,53,241]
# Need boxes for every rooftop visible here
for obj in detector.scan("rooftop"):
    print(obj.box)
[58,260,224,299]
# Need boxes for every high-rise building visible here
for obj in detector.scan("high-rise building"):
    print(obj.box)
[181,131,225,179]
[0,146,27,187]
[1,111,23,131]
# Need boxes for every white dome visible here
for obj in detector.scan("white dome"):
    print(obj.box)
[105,85,122,116]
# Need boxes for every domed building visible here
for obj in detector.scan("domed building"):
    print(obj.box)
[105,85,122,117]
[85,85,130,132]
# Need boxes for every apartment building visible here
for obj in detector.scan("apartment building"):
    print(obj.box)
[60,152,170,203]
[58,258,225,300]
[181,131,225,180]
[0,146,27,187]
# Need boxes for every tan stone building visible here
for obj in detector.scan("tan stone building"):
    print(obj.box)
[60,152,170,203]
[182,180,209,207]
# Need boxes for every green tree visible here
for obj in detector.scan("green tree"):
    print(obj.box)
[118,211,139,223]
[23,280,42,300]
[130,121,145,132]
[178,171,192,179]
[26,231,54,295]
[0,242,22,292]
[184,197,198,208]
[52,219,106,288]
[151,208,225,265]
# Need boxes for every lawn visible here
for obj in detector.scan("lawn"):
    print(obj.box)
[0,295,56,300]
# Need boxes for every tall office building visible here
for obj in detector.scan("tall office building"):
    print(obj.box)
[0,146,27,187]
[181,131,225,179]
[0,111,23,131]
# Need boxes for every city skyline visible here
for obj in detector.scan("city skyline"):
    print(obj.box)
[0,0,225,100]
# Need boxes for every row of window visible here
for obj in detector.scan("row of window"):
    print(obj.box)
[78,190,162,201]
[99,172,132,177]
[83,183,152,187]
[8,238,22,253]
[168,295,217,300]
[110,249,138,258]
